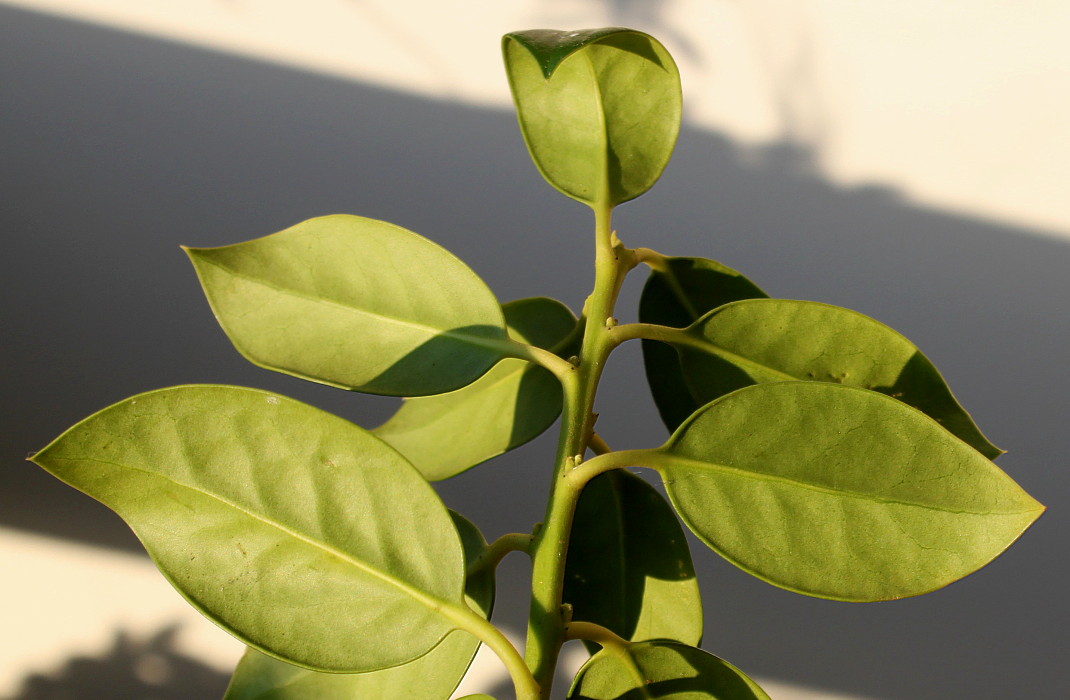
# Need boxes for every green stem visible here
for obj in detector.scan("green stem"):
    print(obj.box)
[467,532,533,578]
[440,602,540,700]
[563,621,630,649]
[524,202,628,698]
[564,448,655,489]
[504,338,578,382]
[564,622,648,691]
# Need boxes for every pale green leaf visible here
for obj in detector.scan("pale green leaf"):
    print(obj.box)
[656,382,1044,601]
[638,256,768,432]
[374,297,576,480]
[564,470,701,653]
[677,299,1001,458]
[30,385,467,672]
[222,512,494,700]
[568,641,770,699]
[503,29,681,207]
[186,215,508,396]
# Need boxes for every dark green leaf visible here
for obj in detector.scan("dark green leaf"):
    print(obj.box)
[374,297,576,480]
[677,299,1001,458]
[658,382,1044,601]
[31,385,468,671]
[639,256,768,432]
[186,215,508,396]
[503,29,681,207]
[222,512,494,700]
[564,470,701,652]
[568,641,769,699]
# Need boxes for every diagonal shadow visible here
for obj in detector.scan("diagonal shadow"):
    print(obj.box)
[1,4,1066,699]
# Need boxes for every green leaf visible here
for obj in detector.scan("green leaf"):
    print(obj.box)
[185,214,508,396]
[30,385,469,672]
[374,297,576,480]
[656,382,1044,601]
[564,470,701,652]
[503,28,682,208]
[677,299,1001,458]
[638,256,768,432]
[568,641,770,700]
[222,511,494,700]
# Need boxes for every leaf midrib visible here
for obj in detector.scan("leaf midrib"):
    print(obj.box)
[197,254,509,355]
[659,454,1039,517]
[59,453,462,617]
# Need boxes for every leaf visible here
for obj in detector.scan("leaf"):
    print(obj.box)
[564,470,701,653]
[30,385,469,672]
[638,256,768,432]
[656,382,1044,601]
[222,511,494,700]
[503,28,682,208]
[186,215,508,396]
[677,299,1001,458]
[374,297,576,480]
[568,640,770,700]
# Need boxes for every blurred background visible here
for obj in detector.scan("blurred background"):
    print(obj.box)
[2,1,1067,698]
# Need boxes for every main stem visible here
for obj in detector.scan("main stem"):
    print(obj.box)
[524,202,624,697]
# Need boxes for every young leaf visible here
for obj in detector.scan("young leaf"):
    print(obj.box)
[675,298,1001,458]
[374,297,576,480]
[655,382,1044,601]
[222,512,494,700]
[185,214,509,396]
[564,470,701,652]
[30,385,470,672]
[568,641,770,700]
[638,256,768,431]
[503,29,681,208]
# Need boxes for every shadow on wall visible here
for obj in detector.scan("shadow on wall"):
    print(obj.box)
[1,5,1066,699]
[3,626,229,700]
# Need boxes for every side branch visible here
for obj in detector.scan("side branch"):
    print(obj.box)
[564,449,657,489]
[468,532,534,578]
[503,339,577,383]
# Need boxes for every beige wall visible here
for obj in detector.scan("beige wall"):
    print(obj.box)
[2,0,1068,235]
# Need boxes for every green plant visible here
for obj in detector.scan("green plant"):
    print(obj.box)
[29,28,1043,700]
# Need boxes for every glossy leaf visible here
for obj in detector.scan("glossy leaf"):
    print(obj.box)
[222,512,494,700]
[677,299,1001,458]
[564,470,701,652]
[374,297,576,480]
[30,385,468,671]
[503,28,681,207]
[186,214,508,396]
[657,382,1044,601]
[639,256,768,432]
[568,641,769,700]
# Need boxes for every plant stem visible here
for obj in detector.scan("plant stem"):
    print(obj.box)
[467,532,533,578]
[524,202,627,698]
[564,622,648,689]
[441,602,540,700]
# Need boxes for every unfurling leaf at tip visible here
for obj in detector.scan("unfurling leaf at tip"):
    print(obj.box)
[639,255,768,432]
[657,382,1043,602]
[375,297,577,480]
[564,470,701,652]
[568,640,770,700]
[186,214,508,396]
[222,511,494,700]
[504,28,681,207]
[30,385,468,672]
[677,298,1001,458]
